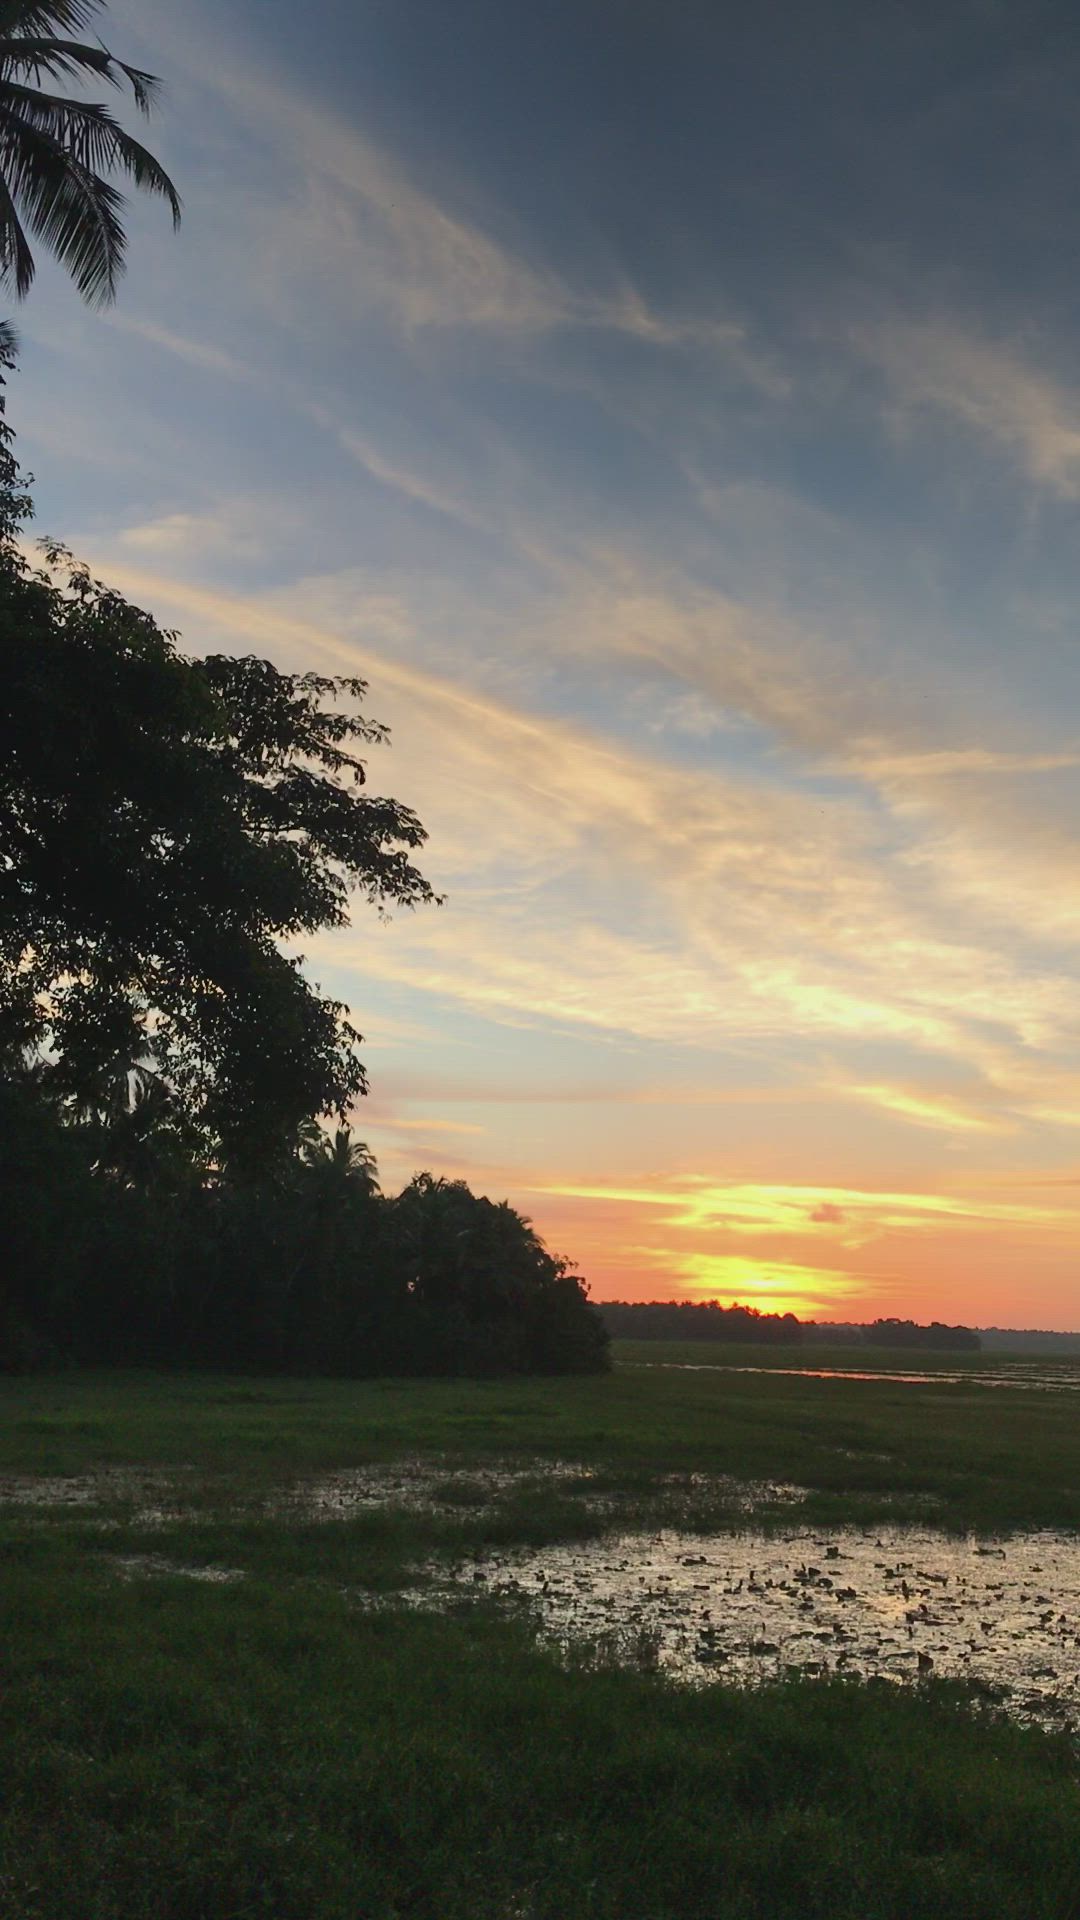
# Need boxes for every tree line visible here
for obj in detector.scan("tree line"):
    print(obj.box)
[599,1302,980,1351]
[598,1301,803,1343]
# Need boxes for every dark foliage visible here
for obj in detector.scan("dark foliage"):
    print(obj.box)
[0,0,181,305]
[0,1071,609,1376]
[0,379,606,1378]
[0,432,438,1176]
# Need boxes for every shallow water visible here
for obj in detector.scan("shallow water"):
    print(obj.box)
[285,1459,809,1520]
[112,1553,243,1583]
[439,1525,1080,1728]
[0,1467,189,1523]
[627,1361,1080,1392]
[289,1457,596,1518]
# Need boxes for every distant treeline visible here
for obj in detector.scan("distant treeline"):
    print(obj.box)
[978,1328,1080,1354]
[600,1301,981,1351]
[856,1317,981,1352]
[599,1301,803,1343]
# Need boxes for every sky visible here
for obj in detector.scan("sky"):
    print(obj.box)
[14,0,1080,1325]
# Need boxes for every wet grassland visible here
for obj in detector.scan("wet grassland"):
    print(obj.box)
[7,1348,1080,1917]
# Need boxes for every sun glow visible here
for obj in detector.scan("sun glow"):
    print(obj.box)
[658,1254,866,1318]
[519,1172,1080,1323]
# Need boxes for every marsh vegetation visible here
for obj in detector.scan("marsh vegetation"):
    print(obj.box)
[6,1351,1080,1916]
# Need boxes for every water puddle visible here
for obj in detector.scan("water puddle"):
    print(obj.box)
[0,1460,810,1533]
[0,1467,191,1523]
[435,1525,1080,1729]
[285,1460,809,1521]
[111,1553,244,1584]
[288,1457,594,1518]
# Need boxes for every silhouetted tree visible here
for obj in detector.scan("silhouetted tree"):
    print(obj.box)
[0,358,606,1380]
[388,1174,609,1374]
[0,1059,95,1365]
[0,0,180,304]
[299,1121,380,1195]
[0,481,439,1175]
[86,1066,205,1193]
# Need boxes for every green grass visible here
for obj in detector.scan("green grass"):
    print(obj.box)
[6,1352,1080,1916]
[5,1541,1080,1919]
[5,1346,1080,1531]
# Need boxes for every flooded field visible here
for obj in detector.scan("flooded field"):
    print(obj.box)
[0,1457,807,1524]
[288,1457,599,1517]
[436,1525,1080,1728]
[627,1360,1080,1392]
[286,1458,809,1521]
[0,1466,190,1523]
[8,1371,1080,1917]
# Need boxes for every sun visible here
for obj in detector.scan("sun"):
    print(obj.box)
[676,1254,864,1319]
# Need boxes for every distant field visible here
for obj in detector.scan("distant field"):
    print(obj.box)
[6,1357,1080,1918]
[5,1346,1080,1531]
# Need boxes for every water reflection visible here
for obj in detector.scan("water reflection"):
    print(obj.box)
[628,1361,1080,1391]
[441,1525,1080,1729]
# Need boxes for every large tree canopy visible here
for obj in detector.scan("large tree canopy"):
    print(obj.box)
[0,468,438,1173]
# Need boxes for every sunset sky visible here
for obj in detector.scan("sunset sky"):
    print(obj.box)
[16,0,1080,1325]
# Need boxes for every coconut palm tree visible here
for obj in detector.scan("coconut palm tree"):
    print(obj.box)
[298,1121,380,1197]
[0,0,180,305]
[91,1067,205,1191]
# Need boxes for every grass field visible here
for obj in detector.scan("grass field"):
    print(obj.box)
[5,1348,1080,1917]
[6,1342,1080,1531]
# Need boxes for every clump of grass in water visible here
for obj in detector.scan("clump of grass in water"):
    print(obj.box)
[433,1476,494,1508]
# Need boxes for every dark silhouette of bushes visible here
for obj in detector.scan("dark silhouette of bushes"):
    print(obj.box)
[0,1076,608,1377]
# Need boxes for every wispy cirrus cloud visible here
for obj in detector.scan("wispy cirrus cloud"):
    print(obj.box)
[102,314,252,382]
[134,1,756,357]
[532,1177,1071,1235]
[841,1082,1016,1138]
[843,745,1080,781]
[323,419,489,531]
[856,319,1080,497]
[72,556,1080,1167]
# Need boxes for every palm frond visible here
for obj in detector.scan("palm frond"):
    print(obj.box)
[2,86,180,221]
[0,40,162,114]
[110,57,159,116]
[0,3,103,36]
[0,105,124,300]
[0,160,34,294]
[0,1,179,303]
